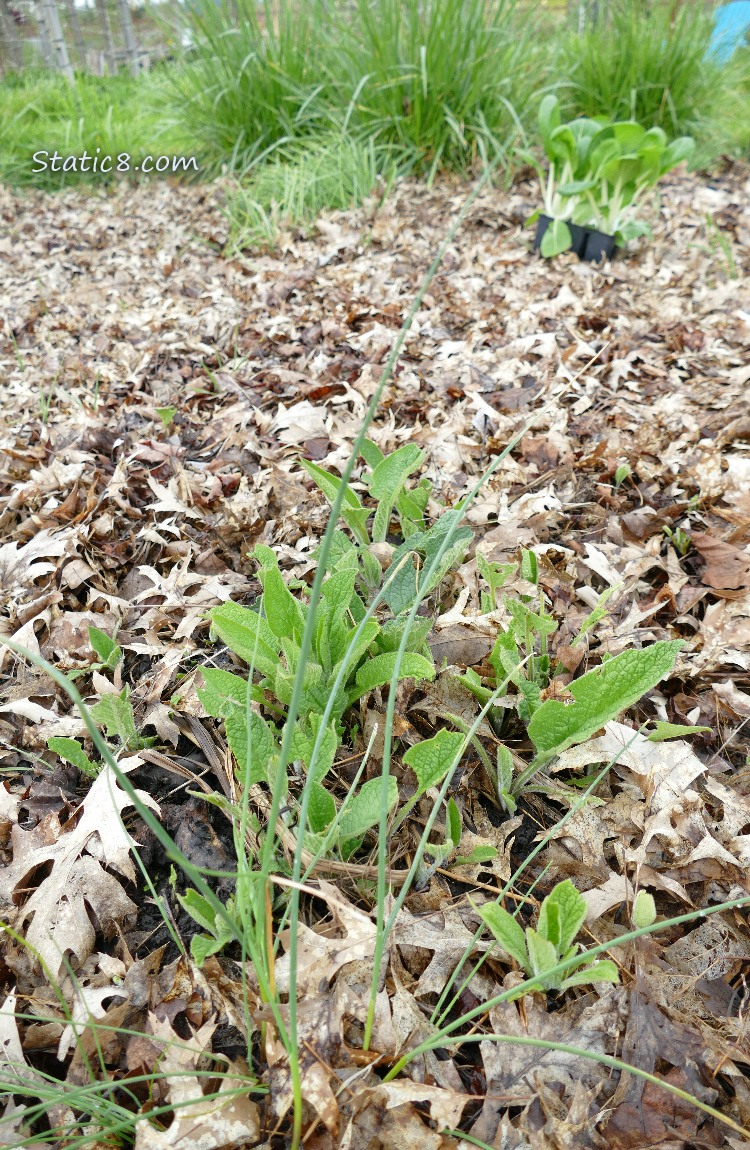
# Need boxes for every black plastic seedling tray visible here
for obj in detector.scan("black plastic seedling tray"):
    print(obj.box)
[534,214,618,264]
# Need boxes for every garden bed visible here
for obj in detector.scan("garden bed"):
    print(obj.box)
[2,162,750,1147]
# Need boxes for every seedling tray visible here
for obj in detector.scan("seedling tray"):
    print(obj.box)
[534,214,618,264]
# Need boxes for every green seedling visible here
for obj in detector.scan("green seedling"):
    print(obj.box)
[530,94,695,255]
[46,627,129,773]
[632,890,657,930]
[46,736,99,778]
[663,524,692,556]
[301,440,471,610]
[155,405,178,430]
[89,624,123,671]
[460,637,681,805]
[614,462,632,487]
[178,888,237,966]
[479,878,619,993]
[202,540,439,864]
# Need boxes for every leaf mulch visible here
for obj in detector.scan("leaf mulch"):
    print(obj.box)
[1,162,750,1148]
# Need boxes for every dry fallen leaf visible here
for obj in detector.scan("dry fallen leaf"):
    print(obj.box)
[1,762,159,977]
[133,1015,260,1150]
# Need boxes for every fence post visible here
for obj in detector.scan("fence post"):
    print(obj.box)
[97,0,115,73]
[116,0,139,75]
[0,0,24,73]
[65,0,88,68]
[38,0,75,80]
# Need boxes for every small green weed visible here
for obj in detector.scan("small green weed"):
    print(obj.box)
[479,878,619,992]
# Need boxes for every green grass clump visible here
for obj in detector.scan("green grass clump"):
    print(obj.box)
[169,0,338,178]
[335,0,545,174]
[559,0,750,162]
[173,0,547,179]
[225,132,393,250]
[0,67,184,188]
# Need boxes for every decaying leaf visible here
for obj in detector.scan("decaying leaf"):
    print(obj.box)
[133,1015,260,1150]
[0,762,159,977]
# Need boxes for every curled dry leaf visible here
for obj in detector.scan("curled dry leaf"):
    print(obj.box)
[133,1015,260,1150]
[691,532,750,591]
[0,762,159,977]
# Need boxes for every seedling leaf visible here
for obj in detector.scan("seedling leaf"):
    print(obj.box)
[528,640,682,759]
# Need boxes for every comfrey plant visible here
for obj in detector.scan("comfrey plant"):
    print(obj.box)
[531,94,695,257]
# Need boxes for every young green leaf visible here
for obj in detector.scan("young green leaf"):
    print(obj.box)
[647,721,711,742]
[225,709,279,788]
[208,602,280,678]
[350,650,435,700]
[479,903,529,969]
[369,444,425,542]
[91,688,148,751]
[299,458,371,546]
[403,730,464,797]
[255,550,307,642]
[88,625,122,670]
[47,736,98,777]
[528,640,682,759]
[455,844,498,865]
[537,879,586,955]
[307,781,336,833]
[558,959,619,991]
[178,888,218,934]
[632,890,657,929]
[525,928,558,980]
[198,667,259,717]
[338,775,398,841]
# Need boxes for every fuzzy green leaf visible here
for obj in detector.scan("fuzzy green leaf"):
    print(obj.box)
[479,903,529,970]
[338,776,398,841]
[89,625,122,670]
[198,667,256,717]
[259,563,306,643]
[528,640,682,759]
[307,781,336,833]
[190,933,225,966]
[208,602,280,678]
[299,459,371,545]
[537,880,586,955]
[178,888,218,934]
[225,709,279,788]
[351,651,435,700]
[91,688,147,751]
[559,959,619,991]
[446,796,462,847]
[455,845,498,865]
[525,928,558,979]
[47,737,97,777]
[647,721,711,742]
[403,730,465,798]
[369,444,425,542]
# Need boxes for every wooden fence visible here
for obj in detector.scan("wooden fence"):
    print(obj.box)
[0,0,186,77]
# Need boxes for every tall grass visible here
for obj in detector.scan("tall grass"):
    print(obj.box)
[173,0,547,178]
[0,68,182,188]
[560,0,750,158]
[169,0,338,177]
[336,0,544,173]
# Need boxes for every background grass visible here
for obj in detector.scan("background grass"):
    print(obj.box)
[558,0,750,161]
[0,66,183,188]
[0,1,749,213]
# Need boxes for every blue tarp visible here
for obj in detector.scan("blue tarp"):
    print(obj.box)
[709,1,750,62]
